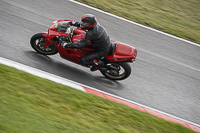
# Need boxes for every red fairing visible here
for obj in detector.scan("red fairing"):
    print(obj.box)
[42,32,52,48]
[72,28,92,45]
[57,19,73,23]
[72,28,86,43]
[48,19,73,40]
[105,42,138,62]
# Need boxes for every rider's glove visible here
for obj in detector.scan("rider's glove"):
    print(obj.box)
[63,42,73,48]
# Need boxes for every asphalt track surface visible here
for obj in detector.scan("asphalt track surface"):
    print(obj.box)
[0,0,200,126]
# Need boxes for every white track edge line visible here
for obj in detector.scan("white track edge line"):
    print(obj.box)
[0,57,200,128]
[0,57,85,92]
[69,0,200,47]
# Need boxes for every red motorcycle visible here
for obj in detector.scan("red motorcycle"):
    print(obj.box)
[30,19,138,80]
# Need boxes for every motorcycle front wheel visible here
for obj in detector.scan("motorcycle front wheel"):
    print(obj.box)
[30,33,58,55]
[100,62,131,80]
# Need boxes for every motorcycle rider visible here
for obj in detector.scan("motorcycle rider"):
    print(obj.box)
[63,14,111,71]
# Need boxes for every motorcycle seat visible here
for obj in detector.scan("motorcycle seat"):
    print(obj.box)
[108,42,116,56]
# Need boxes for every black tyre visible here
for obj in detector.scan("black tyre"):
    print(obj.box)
[100,62,131,80]
[30,33,58,55]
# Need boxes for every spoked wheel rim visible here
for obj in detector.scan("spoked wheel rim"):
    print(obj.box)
[104,63,127,79]
[34,38,56,52]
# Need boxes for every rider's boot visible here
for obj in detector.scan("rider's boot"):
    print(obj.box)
[90,60,105,72]
[90,66,98,71]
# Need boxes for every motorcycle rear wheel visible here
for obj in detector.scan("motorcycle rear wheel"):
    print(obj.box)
[30,33,58,55]
[100,62,131,80]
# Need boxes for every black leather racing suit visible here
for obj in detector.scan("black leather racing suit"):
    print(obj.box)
[66,23,111,66]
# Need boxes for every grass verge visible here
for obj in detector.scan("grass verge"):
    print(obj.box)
[0,64,197,133]
[76,0,200,44]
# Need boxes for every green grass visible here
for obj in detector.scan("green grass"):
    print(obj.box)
[76,0,200,44]
[0,64,197,132]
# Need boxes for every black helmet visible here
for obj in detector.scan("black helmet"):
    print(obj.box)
[80,14,97,29]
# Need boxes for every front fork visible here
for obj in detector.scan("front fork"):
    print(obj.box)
[42,32,52,48]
